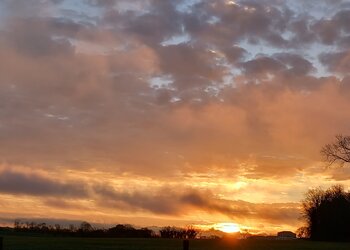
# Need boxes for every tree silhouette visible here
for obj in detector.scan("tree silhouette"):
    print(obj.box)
[185,226,198,239]
[159,226,198,239]
[301,185,350,241]
[321,135,350,167]
[79,221,93,233]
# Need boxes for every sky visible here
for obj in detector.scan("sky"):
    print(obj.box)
[1,0,350,234]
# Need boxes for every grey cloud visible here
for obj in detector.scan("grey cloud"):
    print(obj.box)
[94,185,185,214]
[222,46,247,64]
[1,19,74,57]
[100,0,294,50]
[333,10,350,33]
[289,19,316,45]
[188,0,291,47]
[157,44,226,87]
[240,53,314,79]
[313,19,339,45]
[0,0,64,18]
[0,169,88,197]
[181,191,237,215]
[94,184,229,216]
[319,51,350,74]
[0,15,95,58]
[181,191,300,225]
[84,0,116,8]
[312,9,350,45]
[242,56,286,76]
[274,53,315,75]
[102,0,183,45]
[92,184,300,225]
[338,35,350,49]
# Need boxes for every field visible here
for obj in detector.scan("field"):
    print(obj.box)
[2,235,350,250]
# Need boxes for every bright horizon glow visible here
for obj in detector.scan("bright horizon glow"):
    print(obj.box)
[214,223,240,233]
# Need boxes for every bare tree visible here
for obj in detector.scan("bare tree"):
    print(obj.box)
[321,135,350,167]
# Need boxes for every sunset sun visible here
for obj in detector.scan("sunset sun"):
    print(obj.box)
[215,223,240,233]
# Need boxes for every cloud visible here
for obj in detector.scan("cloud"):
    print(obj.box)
[319,50,350,74]
[312,9,350,45]
[188,0,291,47]
[274,53,315,76]
[0,169,88,197]
[1,18,75,57]
[94,185,185,215]
[181,191,301,225]
[91,184,301,226]
[156,44,227,88]
[0,0,63,19]
[242,56,286,77]
[84,0,116,8]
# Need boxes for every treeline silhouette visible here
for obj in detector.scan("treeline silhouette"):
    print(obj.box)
[159,226,198,239]
[13,220,198,239]
[300,185,350,242]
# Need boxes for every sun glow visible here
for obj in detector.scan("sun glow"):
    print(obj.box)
[214,223,240,233]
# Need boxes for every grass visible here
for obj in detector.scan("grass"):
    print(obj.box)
[1,235,350,250]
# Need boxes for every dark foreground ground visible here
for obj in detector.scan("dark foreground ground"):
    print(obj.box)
[2,235,350,250]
